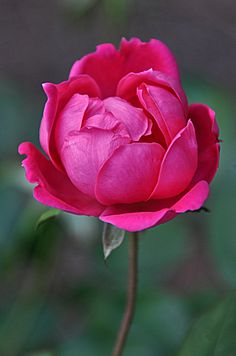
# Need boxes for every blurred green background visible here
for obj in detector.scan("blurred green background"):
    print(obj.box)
[0,1,236,355]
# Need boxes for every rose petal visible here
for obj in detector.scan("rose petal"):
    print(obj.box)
[55,94,89,151]
[83,97,129,136]
[99,180,209,231]
[18,142,104,216]
[70,38,180,98]
[172,180,209,212]
[151,120,198,199]
[189,104,220,183]
[137,84,186,145]
[120,37,180,80]
[95,142,165,205]
[70,43,122,98]
[85,97,105,117]
[40,75,101,170]
[61,128,130,198]
[103,97,150,141]
[117,69,188,114]
[84,112,129,138]
[101,208,170,232]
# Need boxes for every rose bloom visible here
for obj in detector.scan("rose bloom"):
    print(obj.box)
[19,38,220,231]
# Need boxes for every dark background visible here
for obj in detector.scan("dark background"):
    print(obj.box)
[0,1,236,355]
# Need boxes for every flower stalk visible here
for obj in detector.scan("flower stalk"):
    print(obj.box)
[112,231,139,356]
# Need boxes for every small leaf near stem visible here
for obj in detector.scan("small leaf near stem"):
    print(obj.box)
[102,223,125,259]
[36,209,61,230]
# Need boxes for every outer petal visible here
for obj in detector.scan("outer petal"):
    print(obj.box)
[70,38,180,98]
[70,44,122,98]
[40,75,101,169]
[95,142,165,205]
[189,104,220,183]
[172,180,209,212]
[103,97,150,141]
[151,120,198,199]
[99,181,209,231]
[61,128,130,198]
[120,38,180,80]
[100,208,170,232]
[137,83,186,145]
[18,142,104,216]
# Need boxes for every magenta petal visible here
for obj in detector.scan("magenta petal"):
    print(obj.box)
[99,180,209,231]
[39,75,101,169]
[100,208,169,232]
[151,120,198,199]
[70,38,180,98]
[55,94,89,151]
[117,70,188,113]
[173,180,209,212]
[61,128,130,198]
[96,142,165,205]
[85,97,105,117]
[138,84,186,144]
[103,97,149,141]
[70,43,122,98]
[40,83,58,159]
[18,142,104,216]
[189,104,220,183]
[84,112,129,138]
[120,37,180,80]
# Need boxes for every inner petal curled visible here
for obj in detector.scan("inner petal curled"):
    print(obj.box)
[61,128,130,198]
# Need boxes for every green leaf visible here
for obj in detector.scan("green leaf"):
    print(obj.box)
[102,223,125,259]
[178,293,236,356]
[36,209,61,230]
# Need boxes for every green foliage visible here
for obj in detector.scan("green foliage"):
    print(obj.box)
[178,293,236,356]
[36,209,61,230]
[0,296,45,356]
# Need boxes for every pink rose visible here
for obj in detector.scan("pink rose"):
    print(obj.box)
[19,38,220,231]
